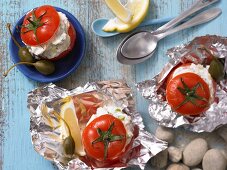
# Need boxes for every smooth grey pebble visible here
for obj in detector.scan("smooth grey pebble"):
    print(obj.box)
[168,146,182,163]
[155,126,174,144]
[166,163,190,170]
[183,138,208,167]
[220,147,227,160]
[202,149,227,170]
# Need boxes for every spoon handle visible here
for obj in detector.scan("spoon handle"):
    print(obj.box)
[139,17,174,27]
[155,0,219,34]
[156,8,221,40]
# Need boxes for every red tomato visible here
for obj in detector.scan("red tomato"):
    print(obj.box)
[166,73,210,115]
[45,23,76,61]
[82,114,127,161]
[21,5,60,46]
[73,93,103,123]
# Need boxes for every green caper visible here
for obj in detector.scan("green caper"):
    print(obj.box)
[18,47,34,62]
[3,60,55,77]
[199,45,225,82]
[63,135,75,155]
[208,58,225,82]
[51,111,75,156]
[34,60,55,75]
[7,23,34,62]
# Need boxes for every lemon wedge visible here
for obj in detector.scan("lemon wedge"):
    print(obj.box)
[60,97,85,156]
[105,0,132,23]
[103,0,150,33]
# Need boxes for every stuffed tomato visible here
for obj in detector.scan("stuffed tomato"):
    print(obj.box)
[20,5,76,60]
[82,106,134,163]
[59,93,135,167]
[166,63,215,116]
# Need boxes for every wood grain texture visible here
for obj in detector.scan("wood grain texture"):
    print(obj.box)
[0,0,226,170]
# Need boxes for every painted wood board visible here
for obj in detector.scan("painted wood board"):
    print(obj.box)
[0,0,226,169]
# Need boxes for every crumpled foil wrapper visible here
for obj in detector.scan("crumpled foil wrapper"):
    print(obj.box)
[137,35,227,132]
[27,80,167,170]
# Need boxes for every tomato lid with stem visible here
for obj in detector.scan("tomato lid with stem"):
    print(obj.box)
[20,5,60,46]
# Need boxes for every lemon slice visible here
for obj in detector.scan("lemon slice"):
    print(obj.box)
[60,97,85,156]
[103,0,150,33]
[105,0,132,23]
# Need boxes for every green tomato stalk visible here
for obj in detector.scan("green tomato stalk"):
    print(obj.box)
[92,122,124,160]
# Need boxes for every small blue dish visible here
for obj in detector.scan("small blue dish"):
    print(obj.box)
[9,7,86,83]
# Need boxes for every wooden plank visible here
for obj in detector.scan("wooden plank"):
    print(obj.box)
[0,0,226,169]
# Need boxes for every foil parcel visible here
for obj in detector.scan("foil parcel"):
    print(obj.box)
[137,35,227,132]
[28,80,167,170]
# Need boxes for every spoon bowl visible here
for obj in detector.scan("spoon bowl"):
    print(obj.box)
[92,18,119,37]
[117,49,154,65]
[117,31,155,64]
[121,31,158,59]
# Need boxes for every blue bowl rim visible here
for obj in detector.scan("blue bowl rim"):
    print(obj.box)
[9,6,86,83]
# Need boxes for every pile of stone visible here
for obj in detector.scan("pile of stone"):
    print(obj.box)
[150,126,227,170]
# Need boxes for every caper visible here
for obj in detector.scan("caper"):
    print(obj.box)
[34,60,55,75]
[51,111,76,156]
[199,45,225,82]
[63,136,75,155]
[18,47,34,62]
[208,58,225,82]
[7,23,34,62]
[3,60,55,77]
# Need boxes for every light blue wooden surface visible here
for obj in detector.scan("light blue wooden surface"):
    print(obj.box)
[0,0,226,170]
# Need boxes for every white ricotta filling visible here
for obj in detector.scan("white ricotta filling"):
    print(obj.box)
[27,12,71,59]
[87,105,134,150]
[172,63,214,103]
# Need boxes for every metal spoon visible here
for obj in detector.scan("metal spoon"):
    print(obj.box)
[117,8,222,65]
[118,0,219,59]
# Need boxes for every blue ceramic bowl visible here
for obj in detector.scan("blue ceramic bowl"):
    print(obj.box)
[9,7,86,83]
